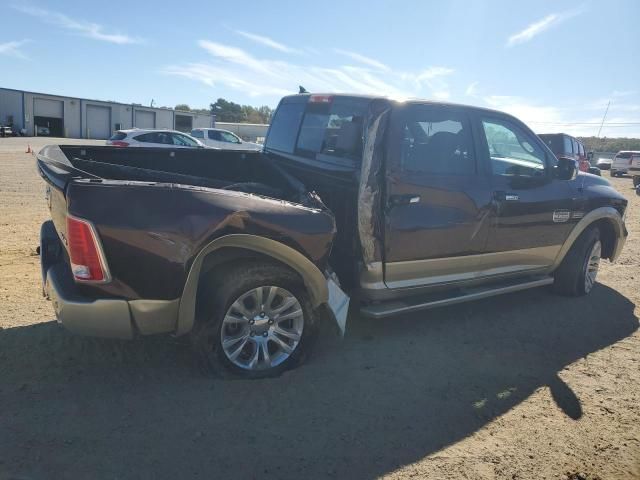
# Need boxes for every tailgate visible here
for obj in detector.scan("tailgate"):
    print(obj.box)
[631,154,640,171]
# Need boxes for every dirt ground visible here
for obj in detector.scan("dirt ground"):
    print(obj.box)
[0,138,638,480]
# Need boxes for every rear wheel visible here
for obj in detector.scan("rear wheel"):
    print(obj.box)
[192,262,316,378]
[553,227,601,296]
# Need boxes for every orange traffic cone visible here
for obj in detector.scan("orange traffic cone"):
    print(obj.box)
[26,144,32,154]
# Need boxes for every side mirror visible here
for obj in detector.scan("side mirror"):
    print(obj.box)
[555,157,578,180]
[588,151,594,161]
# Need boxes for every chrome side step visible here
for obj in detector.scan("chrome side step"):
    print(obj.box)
[360,276,554,319]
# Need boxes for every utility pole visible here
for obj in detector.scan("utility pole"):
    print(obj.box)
[597,100,610,138]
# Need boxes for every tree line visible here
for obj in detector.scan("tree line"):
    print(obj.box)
[175,99,273,124]
[578,136,640,153]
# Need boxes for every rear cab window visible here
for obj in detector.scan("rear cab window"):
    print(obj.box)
[191,130,204,139]
[265,95,370,168]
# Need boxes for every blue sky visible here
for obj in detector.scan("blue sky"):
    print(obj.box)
[1,0,639,136]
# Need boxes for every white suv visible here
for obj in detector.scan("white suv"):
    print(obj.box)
[191,128,262,151]
[107,129,206,148]
[610,151,640,177]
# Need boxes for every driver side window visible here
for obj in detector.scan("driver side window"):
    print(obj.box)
[481,119,546,177]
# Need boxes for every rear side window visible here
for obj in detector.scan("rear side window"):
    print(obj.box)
[134,132,156,143]
[220,131,241,143]
[578,142,585,156]
[616,152,632,159]
[564,136,573,154]
[191,130,204,139]
[400,106,475,175]
[208,130,222,141]
[109,132,126,141]
[265,102,306,153]
[295,98,368,161]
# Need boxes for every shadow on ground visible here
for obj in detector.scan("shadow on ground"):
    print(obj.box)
[0,284,637,479]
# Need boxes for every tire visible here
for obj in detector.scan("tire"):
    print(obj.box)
[553,227,601,296]
[191,261,317,378]
[609,170,616,177]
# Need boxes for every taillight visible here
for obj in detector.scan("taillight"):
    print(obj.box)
[309,94,333,104]
[110,141,129,147]
[66,215,109,282]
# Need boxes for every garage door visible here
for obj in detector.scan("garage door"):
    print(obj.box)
[135,110,155,129]
[34,98,64,137]
[34,98,64,118]
[86,105,111,139]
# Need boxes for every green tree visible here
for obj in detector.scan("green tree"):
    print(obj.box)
[578,136,640,153]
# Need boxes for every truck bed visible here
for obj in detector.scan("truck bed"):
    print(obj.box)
[37,145,336,303]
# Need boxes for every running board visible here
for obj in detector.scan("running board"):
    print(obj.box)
[360,276,554,319]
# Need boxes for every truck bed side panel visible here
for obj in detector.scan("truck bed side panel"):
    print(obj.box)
[66,180,335,300]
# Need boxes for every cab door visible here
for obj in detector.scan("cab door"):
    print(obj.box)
[475,113,577,272]
[382,104,494,289]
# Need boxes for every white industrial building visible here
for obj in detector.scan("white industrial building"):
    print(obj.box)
[0,87,216,139]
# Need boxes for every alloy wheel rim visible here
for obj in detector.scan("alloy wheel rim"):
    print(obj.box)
[220,286,304,371]
[584,240,601,293]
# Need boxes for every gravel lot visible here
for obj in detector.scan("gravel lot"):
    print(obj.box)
[1,138,638,480]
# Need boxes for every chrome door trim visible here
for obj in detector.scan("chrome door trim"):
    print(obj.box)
[384,245,562,290]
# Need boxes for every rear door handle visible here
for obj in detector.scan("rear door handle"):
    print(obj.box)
[493,191,519,202]
[388,194,421,207]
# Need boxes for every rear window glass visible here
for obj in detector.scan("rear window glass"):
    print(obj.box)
[109,132,127,141]
[564,136,573,154]
[265,102,306,153]
[539,134,563,155]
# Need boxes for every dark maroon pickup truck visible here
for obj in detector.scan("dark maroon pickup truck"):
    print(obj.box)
[38,94,628,378]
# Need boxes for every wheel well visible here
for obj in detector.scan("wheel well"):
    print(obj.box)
[592,219,616,259]
[194,247,306,324]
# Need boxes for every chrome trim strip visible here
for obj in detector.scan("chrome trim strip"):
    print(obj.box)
[360,276,554,319]
[384,245,561,290]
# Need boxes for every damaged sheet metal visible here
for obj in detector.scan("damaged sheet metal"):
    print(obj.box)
[326,272,350,336]
[358,99,392,270]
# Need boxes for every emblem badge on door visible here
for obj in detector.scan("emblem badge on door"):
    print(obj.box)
[553,210,571,223]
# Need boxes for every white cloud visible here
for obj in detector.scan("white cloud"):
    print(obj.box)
[0,39,30,59]
[506,8,583,47]
[165,40,454,101]
[13,5,143,44]
[482,95,640,137]
[235,30,300,54]
[465,81,479,96]
[333,49,390,72]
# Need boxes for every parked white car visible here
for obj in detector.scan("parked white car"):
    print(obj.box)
[191,128,262,151]
[107,129,206,148]
[610,151,640,177]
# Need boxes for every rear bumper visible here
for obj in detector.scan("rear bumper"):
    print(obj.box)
[46,263,134,339]
[40,221,178,339]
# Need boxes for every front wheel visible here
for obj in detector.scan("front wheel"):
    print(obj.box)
[553,227,601,296]
[192,262,316,378]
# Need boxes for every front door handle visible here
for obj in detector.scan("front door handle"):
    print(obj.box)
[388,194,421,207]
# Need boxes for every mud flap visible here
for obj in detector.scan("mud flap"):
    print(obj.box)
[326,275,350,337]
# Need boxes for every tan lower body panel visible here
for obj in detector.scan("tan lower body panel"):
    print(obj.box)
[384,245,562,289]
